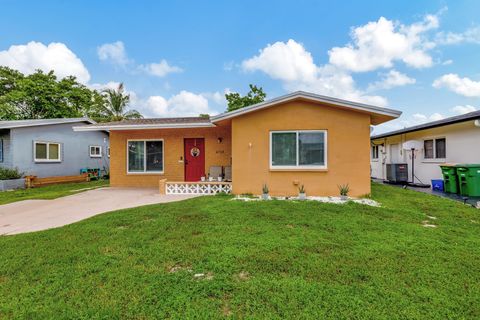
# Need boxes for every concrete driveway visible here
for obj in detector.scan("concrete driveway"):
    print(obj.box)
[0,188,197,235]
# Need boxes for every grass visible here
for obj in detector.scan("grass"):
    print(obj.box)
[0,183,479,319]
[0,179,109,205]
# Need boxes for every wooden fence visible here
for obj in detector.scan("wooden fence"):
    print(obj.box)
[25,174,89,188]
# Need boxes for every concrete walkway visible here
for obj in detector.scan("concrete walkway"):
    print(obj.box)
[0,188,198,235]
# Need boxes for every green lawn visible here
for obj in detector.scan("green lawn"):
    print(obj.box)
[0,183,479,319]
[0,180,109,205]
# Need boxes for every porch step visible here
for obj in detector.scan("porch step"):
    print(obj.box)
[165,181,232,195]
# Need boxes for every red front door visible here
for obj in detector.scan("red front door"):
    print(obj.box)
[184,138,205,181]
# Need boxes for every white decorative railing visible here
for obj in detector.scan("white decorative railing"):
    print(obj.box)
[165,181,232,195]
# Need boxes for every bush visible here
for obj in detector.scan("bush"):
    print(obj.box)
[0,167,23,180]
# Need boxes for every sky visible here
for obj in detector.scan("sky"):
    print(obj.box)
[1,0,480,134]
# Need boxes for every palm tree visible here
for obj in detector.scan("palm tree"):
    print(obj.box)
[101,83,142,121]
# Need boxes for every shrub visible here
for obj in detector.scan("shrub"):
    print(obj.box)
[0,167,23,180]
[262,184,269,194]
[298,185,306,193]
[338,183,350,196]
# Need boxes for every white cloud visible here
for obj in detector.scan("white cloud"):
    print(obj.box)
[451,105,477,115]
[241,39,387,106]
[138,59,183,77]
[328,14,439,72]
[0,41,90,83]
[142,91,216,117]
[436,26,480,45]
[88,81,122,91]
[368,69,416,90]
[97,41,181,77]
[442,59,453,65]
[97,41,130,66]
[433,73,480,97]
[242,39,318,83]
[201,91,225,105]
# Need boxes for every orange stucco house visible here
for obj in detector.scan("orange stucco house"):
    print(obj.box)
[75,91,401,197]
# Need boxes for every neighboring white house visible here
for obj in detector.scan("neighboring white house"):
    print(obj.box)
[371,110,480,185]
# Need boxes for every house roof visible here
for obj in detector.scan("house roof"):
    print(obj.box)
[371,110,480,140]
[0,118,95,129]
[73,117,214,131]
[211,91,402,125]
[73,91,402,131]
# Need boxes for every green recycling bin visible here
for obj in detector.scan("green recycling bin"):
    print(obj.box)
[456,164,480,197]
[440,164,459,193]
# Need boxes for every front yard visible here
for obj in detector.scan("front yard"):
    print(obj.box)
[1,183,479,318]
[0,180,109,205]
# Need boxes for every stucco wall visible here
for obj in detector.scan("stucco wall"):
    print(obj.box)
[10,122,109,178]
[231,100,372,197]
[371,121,480,183]
[109,126,231,187]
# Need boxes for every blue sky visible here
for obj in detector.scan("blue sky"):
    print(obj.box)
[1,0,480,133]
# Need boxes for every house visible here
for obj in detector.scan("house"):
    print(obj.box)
[0,118,109,178]
[74,91,401,197]
[370,110,480,184]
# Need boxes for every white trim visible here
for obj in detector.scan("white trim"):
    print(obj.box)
[126,139,164,174]
[0,118,95,130]
[34,141,62,162]
[74,122,214,132]
[89,145,102,158]
[269,130,328,170]
[212,91,402,123]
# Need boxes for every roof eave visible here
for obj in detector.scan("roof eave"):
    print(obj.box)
[211,91,402,123]
[0,118,95,130]
[371,112,480,140]
[73,122,215,131]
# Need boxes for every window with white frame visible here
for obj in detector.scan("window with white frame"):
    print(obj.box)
[424,138,446,159]
[89,146,102,158]
[34,141,61,162]
[127,140,163,173]
[270,130,326,169]
[371,145,379,159]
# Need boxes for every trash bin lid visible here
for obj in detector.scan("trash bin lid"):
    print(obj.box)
[440,163,457,167]
[455,164,480,168]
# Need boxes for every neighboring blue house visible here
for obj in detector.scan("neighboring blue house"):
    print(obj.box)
[0,118,109,178]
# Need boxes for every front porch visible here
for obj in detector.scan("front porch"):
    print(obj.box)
[159,179,232,195]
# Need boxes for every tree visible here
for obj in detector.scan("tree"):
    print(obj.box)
[225,84,266,112]
[98,83,142,122]
[0,67,104,120]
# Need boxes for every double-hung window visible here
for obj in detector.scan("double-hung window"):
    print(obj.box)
[424,138,446,159]
[371,145,379,160]
[270,130,327,169]
[127,140,164,173]
[34,141,61,162]
[90,146,102,158]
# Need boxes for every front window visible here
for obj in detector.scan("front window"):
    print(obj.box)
[424,138,446,159]
[270,130,326,169]
[90,146,102,158]
[371,145,379,159]
[127,140,163,173]
[34,141,61,162]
